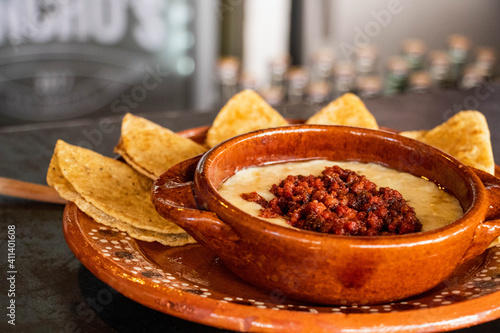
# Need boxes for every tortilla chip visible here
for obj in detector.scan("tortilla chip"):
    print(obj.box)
[115,113,207,180]
[47,140,195,246]
[305,93,379,129]
[206,89,289,147]
[401,111,495,175]
[398,130,426,141]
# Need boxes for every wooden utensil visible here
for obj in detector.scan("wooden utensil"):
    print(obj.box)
[0,177,66,204]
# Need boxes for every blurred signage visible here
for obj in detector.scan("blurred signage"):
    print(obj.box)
[0,0,197,123]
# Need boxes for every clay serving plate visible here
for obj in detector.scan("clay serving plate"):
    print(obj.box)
[152,125,500,305]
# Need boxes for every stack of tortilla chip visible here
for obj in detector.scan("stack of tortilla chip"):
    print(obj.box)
[47,140,195,246]
[115,113,207,180]
[401,111,495,175]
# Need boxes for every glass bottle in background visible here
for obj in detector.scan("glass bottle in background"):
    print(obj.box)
[356,75,382,99]
[459,65,488,90]
[239,72,257,91]
[473,47,496,82]
[332,61,357,98]
[408,71,432,94]
[286,67,309,104]
[268,54,291,96]
[270,55,291,87]
[306,81,330,105]
[216,56,240,104]
[384,56,409,95]
[401,39,427,72]
[310,48,335,82]
[447,34,471,87]
[309,48,335,99]
[259,54,291,106]
[260,86,285,106]
[354,45,382,98]
[429,51,451,90]
[354,45,379,77]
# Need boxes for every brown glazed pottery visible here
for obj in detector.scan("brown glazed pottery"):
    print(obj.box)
[152,125,500,305]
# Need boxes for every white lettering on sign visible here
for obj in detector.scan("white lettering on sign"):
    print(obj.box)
[0,0,167,51]
[131,0,167,52]
[90,0,128,44]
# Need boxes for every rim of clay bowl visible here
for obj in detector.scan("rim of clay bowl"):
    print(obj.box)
[193,124,486,246]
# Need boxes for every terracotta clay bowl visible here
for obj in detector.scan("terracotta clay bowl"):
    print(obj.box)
[152,125,500,305]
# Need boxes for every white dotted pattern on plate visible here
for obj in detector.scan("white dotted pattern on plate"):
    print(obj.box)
[86,225,500,314]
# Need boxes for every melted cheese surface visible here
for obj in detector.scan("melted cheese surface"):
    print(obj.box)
[218,160,463,232]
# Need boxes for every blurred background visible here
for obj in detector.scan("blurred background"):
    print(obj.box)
[0,0,499,127]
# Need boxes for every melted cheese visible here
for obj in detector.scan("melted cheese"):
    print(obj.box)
[218,160,463,233]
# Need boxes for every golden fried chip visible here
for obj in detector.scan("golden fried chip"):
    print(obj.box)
[398,130,426,141]
[401,111,495,175]
[48,159,192,245]
[305,93,379,129]
[115,113,207,180]
[206,89,289,147]
[47,140,195,246]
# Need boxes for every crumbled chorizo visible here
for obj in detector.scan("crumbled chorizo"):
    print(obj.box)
[241,165,422,236]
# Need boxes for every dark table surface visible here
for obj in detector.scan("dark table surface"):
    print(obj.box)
[1,85,500,332]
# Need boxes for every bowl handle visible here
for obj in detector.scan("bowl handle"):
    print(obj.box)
[460,167,500,264]
[152,156,240,246]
